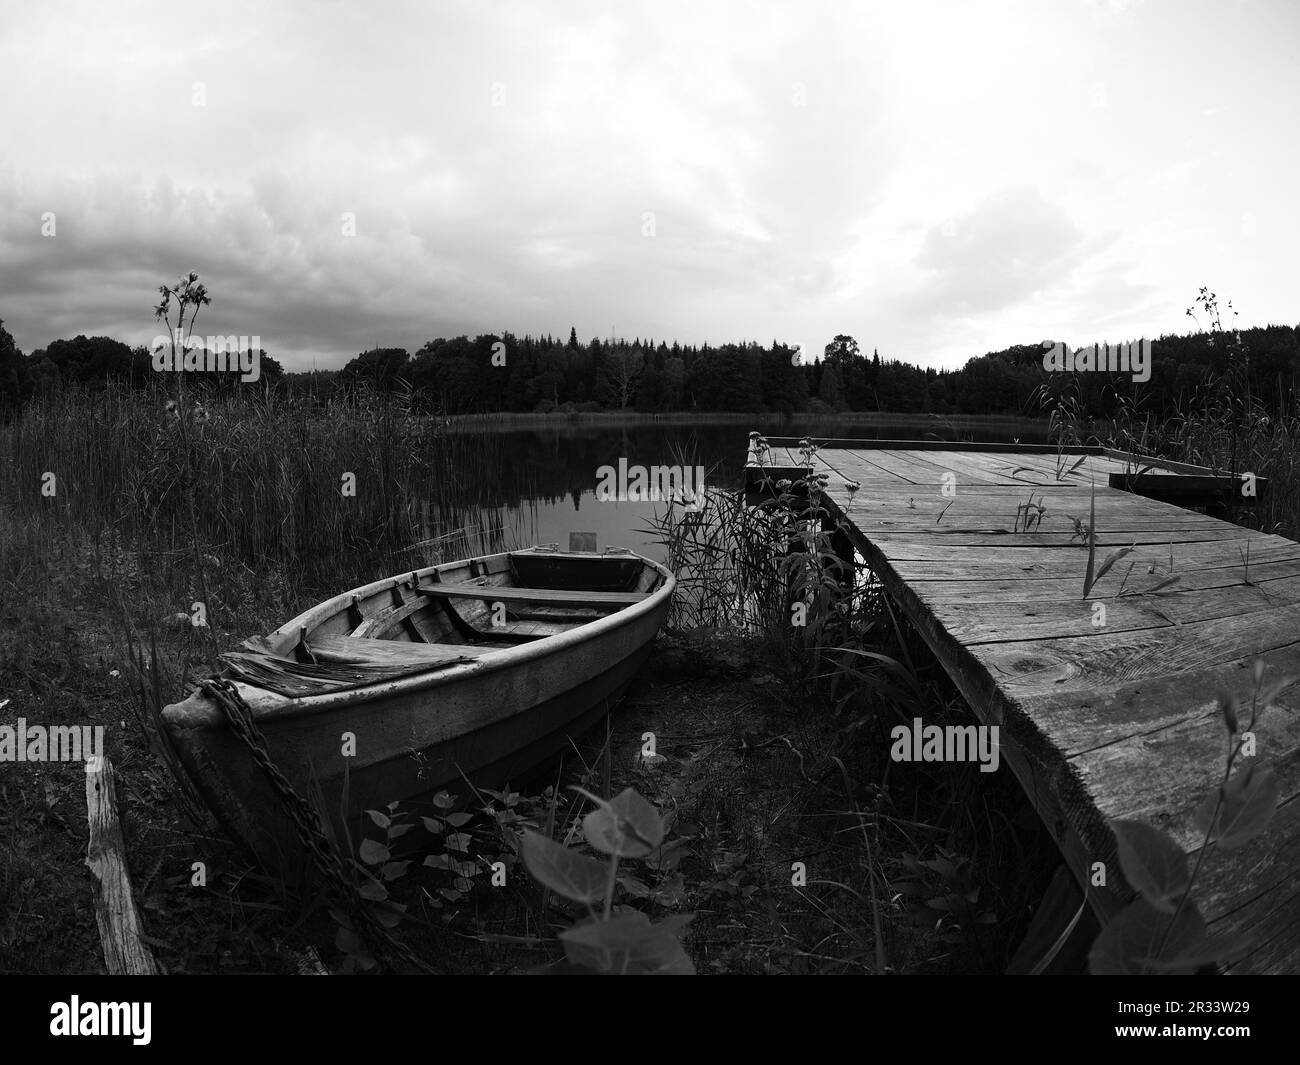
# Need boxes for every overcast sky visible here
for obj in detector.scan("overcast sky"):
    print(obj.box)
[1,0,1296,372]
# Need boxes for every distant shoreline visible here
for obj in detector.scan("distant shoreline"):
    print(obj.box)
[441,410,1049,433]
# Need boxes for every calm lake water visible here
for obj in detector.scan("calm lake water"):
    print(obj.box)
[433,416,1048,563]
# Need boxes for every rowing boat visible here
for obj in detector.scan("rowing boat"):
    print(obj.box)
[161,545,674,871]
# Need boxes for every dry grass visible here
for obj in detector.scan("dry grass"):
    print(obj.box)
[0,381,512,593]
[0,393,1063,974]
[0,385,524,974]
[1102,403,1300,540]
[631,456,1058,973]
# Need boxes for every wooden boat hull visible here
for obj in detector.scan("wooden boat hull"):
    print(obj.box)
[161,548,674,872]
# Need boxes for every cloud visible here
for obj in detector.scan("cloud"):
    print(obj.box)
[903,187,1098,319]
[0,0,1296,371]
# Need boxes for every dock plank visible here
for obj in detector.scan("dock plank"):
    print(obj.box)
[897,450,1008,486]
[887,548,1276,583]
[931,575,1300,642]
[835,449,934,485]
[971,601,1300,697]
[901,559,1300,604]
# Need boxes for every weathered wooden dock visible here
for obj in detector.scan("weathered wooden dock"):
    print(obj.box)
[746,437,1298,974]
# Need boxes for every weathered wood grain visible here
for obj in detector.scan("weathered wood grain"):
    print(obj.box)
[902,558,1300,603]
[931,576,1300,643]
[307,633,490,663]
[885,539,1295,581]
[971,601,1300,697]
[1023,661,1300,974]
[85,757,158,975]
[416,585,645,607]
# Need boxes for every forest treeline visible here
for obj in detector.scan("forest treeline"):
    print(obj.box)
[3,319,1299,420]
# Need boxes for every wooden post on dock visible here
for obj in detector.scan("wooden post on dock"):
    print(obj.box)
[85,756,158,975]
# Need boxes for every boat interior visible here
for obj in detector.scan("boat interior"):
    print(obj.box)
[219,547,668,697]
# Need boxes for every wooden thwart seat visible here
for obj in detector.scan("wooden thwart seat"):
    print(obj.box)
[222,635,481,698]
[414,583,646,609]
[306,633,503,663]
[349,587,615,639]
[351,597,429,639]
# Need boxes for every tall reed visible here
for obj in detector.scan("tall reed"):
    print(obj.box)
[1104,400,1300,540]
[0,381,508,595]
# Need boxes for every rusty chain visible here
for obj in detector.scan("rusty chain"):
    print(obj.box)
[199,676,437,974]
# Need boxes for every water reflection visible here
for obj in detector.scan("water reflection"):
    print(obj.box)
[424,417,1046,563]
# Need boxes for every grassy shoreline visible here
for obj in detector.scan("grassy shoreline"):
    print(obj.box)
[440,409,1050,433]
[2,383,1296,974]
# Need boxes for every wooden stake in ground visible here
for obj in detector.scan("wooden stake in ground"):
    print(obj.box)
[84,756,158,975]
